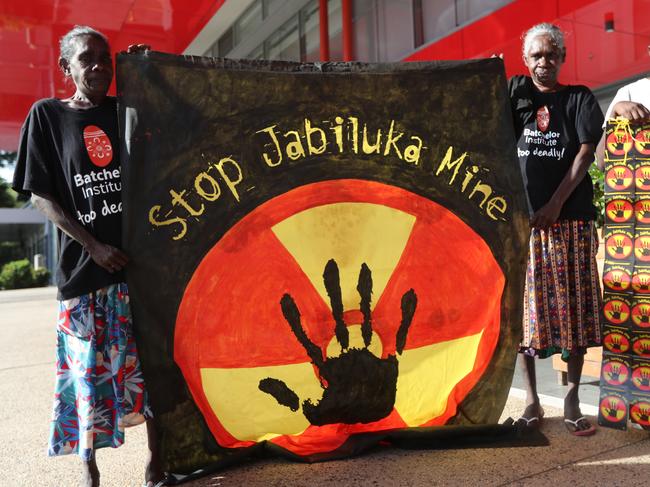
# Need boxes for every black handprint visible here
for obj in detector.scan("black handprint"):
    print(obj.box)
[609,335,623,352]
[637,407,650,422]
[614,202,626,218]
[608,364,621,382]
[613,237,625,255]
[609,303,622,321]
[259,259,417,426]
[605,399,620,419]
[639,370,650,388]
[614,168,626,186]
[641,240,650,257]
[639,306,650,324]
[640,342,650,355]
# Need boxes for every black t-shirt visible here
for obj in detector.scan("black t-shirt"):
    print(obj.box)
[510,78,604,220]
[13,97,124,300]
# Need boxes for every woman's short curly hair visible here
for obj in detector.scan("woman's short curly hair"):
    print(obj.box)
[522,23,565,56]
[59,25,109,62]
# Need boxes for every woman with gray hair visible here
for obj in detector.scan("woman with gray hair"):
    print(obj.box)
[509,23,603,436]
[12,26,165,486]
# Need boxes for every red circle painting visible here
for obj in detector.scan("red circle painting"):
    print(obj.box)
[635,236,650,262]
[635,129,650,156]
[606,199,633,223]
[604,299,630,325]
[632,366,650,392]
[630,401,650,427]
[606,234,633,260]
[605,167,633,192]
[633,337,650,358]
[632,303,650,328]
[603,332,630,354]
[606,131,633,156]
[632,272,650,294]
[174,179,504,456]
[83,125,113,167]
[602,361,629,387]
[636,167,650,191]
[636,200,650,224]
[603,269,631,293]
[599,395,626,423]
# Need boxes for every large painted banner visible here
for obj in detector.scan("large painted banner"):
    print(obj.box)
[117,52,531,474]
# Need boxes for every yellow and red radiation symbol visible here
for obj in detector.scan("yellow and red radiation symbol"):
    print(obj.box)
[174,180,505,456]
[632,303,650,328]
[606,234,633,260]
[607,130,633,156]
[602,361,629,387]
[635,129,650,155]
[603,332,630,354]
[633,338,650,358]
[635,200,650,224]
[600,395,626,423]
[631,401,650,427]
[604,299,630,325]
[606,166,633,191]
[636,167,650,191]
[606,199,633,223]
[632,366,650,392]
[603,270,631,292]
[635,236,650,262]
[633,272,650,294]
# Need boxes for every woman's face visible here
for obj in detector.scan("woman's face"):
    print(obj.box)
[62,35,113,100]
[523,34,565,89]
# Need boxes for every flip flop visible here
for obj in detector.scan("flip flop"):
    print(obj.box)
[515,406,544,430]
[564,416,596,436]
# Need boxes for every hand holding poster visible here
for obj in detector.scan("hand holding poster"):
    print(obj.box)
[117,52,531,474]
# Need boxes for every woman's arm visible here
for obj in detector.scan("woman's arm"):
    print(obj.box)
[31,192,128,273]
[531,142,595,229]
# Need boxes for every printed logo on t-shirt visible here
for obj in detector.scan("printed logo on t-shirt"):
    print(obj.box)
[83,125,113,167]
[536,106,550,132]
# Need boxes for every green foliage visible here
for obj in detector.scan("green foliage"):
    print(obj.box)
[0,241,22,268]
[0,259,50,290]
[0,177,17,208]
[589,162,604,228]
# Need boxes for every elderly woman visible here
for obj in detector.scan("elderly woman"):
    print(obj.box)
[13,26,164,486]
[509,23,603,436]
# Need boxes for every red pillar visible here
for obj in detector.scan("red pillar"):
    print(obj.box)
[342,0,353,61]
[319,0,330,61]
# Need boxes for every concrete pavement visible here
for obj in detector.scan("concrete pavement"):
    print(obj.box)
[2,287,649,486]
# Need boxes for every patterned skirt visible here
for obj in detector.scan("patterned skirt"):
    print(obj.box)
[521,220,602,357]
[48,283,151,460]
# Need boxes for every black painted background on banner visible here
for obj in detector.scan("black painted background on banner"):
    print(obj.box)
[117,52,529,473]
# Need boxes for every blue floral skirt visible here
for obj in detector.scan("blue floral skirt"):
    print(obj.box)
[48,282,151,460]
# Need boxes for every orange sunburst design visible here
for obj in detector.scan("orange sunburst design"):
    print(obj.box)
[635,236,650,262]
[603,270,631,292]
[606,234,633,259]
[599,395,626,422]
[606,199,633,223]
[174,180,505,456]
[606,166,633,191]
[635,129,650,156]
[604,299,630,325]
